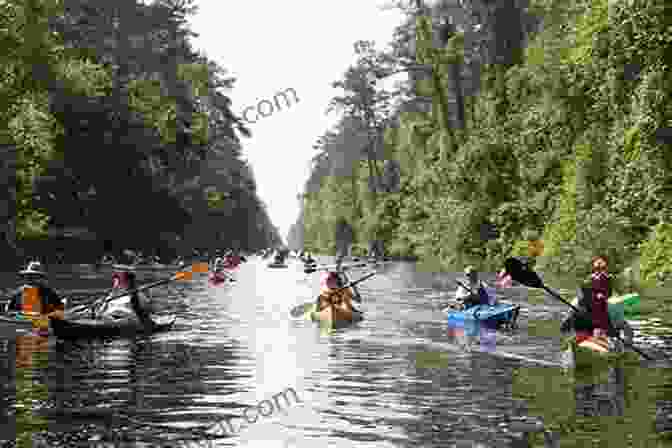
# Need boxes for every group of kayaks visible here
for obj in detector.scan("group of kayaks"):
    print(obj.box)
[1,255,649,370]
[0,259,232,341]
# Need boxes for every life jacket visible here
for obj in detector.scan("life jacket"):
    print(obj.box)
[318,287,354,310]
[477,284,492,305]
[22,286,42,314]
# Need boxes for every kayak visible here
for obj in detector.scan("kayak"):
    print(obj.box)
[561,336,630,369]
[445,302,520,329]
[49,315,175,340]
[268,263,288,268]
[0,314,42,337]
[608,293,640,321]
[570,293,640,327]
[305,303,363,330]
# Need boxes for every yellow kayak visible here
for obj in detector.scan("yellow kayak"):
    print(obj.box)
[561,335,634,369]
[304,303,363,330]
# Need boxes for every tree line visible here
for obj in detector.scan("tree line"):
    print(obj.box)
[290,0,671,285]
[1,0,281,264]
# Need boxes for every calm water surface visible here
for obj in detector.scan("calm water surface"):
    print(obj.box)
[1,257,671,447]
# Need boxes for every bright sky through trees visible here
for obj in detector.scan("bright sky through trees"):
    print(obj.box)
[189,1,404,239]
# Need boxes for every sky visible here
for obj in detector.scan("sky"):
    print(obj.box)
[188,1,406,240]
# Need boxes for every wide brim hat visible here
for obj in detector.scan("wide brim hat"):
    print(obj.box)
[112,264,137,273]
[464,266,476,275]
[19,261,47,276]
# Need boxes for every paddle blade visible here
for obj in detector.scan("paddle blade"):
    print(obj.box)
[290,302,314,318]
[174,271,192,281]
[504,257,543,288]
[192,262,209,273]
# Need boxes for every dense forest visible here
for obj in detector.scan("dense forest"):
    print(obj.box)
[290,0,671,285]
[1,0,281,265]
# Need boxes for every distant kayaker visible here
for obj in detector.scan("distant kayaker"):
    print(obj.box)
[316,271,357,314]
[455,266,494,309]
[96,270,152,326]
[6,261,65,318]
[495,269,513,288]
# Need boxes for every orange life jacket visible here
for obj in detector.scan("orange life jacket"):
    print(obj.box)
[22,287,42,314]
[318,288,354,310]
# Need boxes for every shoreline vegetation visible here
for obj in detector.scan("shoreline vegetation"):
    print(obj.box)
[287,0,671,295]
[2,0,282,266]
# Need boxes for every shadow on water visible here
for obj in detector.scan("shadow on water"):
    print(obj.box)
[0,258,670,447]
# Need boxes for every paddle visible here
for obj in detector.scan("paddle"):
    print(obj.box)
[64,264,204,317]
[338,270,363,303]
[503,257,653,360]
[289,271,376,317]
[304,262,367,274]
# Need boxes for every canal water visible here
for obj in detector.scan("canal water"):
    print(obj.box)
[0,257,671,447]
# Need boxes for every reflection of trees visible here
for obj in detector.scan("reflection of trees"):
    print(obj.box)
[511,364,657,446]
[41,338,245,445]
[319,338,521,446]
[14,334,50,447]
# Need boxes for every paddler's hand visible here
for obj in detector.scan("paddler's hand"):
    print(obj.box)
[46,309,65,320]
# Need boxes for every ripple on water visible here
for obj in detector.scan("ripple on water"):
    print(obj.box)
[3,261,672,447]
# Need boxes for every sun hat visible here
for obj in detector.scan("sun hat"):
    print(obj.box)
[19,261,47,276]
[464,266,476,275]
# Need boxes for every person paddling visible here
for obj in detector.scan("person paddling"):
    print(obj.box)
[96,270,153,327]
[6,261,65,319]
[561,255,633,345]
[315,271,358,314]
[454,266,493,309]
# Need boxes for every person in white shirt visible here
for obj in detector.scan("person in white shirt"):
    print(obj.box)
[96,270,152,324]
[454,266,494,309]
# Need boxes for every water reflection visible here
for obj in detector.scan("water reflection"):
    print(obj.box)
[0,259,669,447]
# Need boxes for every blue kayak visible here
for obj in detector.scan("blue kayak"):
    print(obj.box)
[446,302,520,329]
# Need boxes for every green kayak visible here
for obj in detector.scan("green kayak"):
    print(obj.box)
[608,293,641,321]
[571,292,641,326]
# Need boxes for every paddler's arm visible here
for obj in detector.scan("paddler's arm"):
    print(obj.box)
[560,313,575,333]
[454,285,470,301]
[43,286,65,318]
[6,287,23,312]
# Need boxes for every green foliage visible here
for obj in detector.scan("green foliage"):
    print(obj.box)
[1,0,280,256]
[639,223,672,283]
[300,0,671,288]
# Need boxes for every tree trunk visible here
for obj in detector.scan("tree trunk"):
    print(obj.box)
[450,60,465,131]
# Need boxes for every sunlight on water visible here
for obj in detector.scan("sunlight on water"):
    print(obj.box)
[0,257,670,447]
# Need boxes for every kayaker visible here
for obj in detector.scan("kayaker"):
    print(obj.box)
[561,255,633,344]
[315,271,357,314]
[495,269,513,288]
[455,266,493,309]
[96,270,152,326]
[6,261,65,318]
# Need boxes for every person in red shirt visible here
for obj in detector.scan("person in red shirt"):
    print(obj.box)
[561,255,619,344]
[590,255,611,337]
